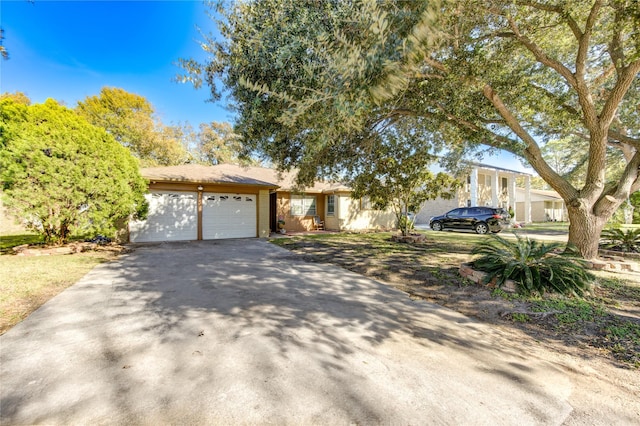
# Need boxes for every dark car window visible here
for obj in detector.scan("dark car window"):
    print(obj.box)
[447,209,462,217]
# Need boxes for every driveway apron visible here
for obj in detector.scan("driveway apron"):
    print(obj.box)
[0,240,601,424]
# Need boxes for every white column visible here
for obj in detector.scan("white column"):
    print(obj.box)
[525,175,531,223]
[470,168,478,206]
[508,174,516,213]
[491,170,499,207]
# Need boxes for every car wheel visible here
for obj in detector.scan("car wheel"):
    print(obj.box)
[431,221,443,231]
[475,222,489,234]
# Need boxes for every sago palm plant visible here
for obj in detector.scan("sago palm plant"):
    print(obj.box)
[472,234,594,296]
[600,227,640,253]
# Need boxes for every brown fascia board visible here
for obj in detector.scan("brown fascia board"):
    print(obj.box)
[143,173,279,189]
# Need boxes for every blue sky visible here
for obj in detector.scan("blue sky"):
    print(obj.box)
[0,0,532,173]
[1,0,227,126]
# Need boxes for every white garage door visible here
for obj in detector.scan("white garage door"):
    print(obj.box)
[129,191,197,243]
[202,193,256,239]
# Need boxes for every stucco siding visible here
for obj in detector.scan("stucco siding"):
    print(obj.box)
[338,195,396,231]
[258,190,270,237]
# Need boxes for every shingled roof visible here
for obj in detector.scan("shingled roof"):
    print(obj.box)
[140,164,349,193]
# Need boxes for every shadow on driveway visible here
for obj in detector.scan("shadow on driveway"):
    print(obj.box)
[0,239,626,424]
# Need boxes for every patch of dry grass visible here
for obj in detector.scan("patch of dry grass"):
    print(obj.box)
[0,250,119,334]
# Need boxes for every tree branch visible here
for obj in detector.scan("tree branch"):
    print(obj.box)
[575,0,603,81]
[482,84,577,200]
[515,1,583,40]
[599,60,640,127]
[597,150,640,215]
[504,15,577,87]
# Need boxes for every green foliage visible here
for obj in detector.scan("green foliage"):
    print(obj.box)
[633,192,640,224]
[472,234,595,296]
[348,119,461,236]
[190,121,257,166]
[188,0,640,259]
[511,313,530,323]
[76,87,188,166]
[0,98,148,244]
[600,227,640,252]
[0,95,29,148]
[532,298,607,325]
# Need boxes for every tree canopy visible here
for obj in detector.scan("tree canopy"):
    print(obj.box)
[189,121,257,166]
[76,87,189,167]
[347,118,460,236]
[0,98,148,244]
[187,0,640,259]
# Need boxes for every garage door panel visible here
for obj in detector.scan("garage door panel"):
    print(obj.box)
[203,193,256,239]
[130,191,197,243]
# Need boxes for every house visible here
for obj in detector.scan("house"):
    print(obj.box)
[415,163,533,224]
[129,164,396,243]
[515,188,567,222]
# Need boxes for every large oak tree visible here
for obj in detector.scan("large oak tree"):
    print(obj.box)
[186,0,639,259]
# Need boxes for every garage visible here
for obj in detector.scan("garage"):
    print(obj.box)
[202,192,257,239]
[129,191,198,243]
[129,164,277,243]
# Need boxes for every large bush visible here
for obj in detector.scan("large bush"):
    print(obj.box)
[472,235,594,297]
[0,98,148,244]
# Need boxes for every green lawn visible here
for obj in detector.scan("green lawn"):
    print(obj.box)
[0,233,43,253]
[520,221,570,231]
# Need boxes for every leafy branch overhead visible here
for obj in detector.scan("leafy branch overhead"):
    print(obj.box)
[186,0,639,259]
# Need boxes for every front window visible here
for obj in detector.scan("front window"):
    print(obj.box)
[327,195,335,216]
[291,194,316,216]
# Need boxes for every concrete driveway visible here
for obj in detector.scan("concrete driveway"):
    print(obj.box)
[0,240,626,424]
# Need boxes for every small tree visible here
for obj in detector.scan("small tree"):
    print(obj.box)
[349,121,460,236]
[0,99,148,244]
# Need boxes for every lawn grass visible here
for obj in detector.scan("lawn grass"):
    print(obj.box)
[0,233,43,252]
[0,250,118,335]
[523,221,570,231]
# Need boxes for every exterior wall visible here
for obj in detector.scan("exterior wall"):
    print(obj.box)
[515,188,566,223]
[516,203,525,223]
[530,201,547,222]
[276,191,326,232]
[415,196,461,224]
[257,190,270,238]
[417,166,523,224]
[337,194,396,231]
[515,200,567,222]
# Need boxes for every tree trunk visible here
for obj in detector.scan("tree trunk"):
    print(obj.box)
[566,202,608,260]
